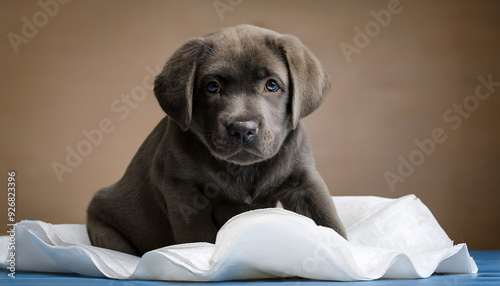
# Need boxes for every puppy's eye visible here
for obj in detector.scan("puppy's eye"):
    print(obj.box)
[265,80,279,92]
[206,81,220,93]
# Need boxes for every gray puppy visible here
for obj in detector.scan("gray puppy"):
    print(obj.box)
[87,24,346,256]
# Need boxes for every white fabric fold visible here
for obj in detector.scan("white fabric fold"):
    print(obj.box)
[0,195,477,281]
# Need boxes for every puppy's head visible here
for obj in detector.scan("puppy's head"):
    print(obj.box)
[154,25,331,165]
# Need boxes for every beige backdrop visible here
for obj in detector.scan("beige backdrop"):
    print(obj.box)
[1,0,499,249]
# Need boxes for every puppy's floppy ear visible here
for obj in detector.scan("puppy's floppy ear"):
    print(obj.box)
[154,38,204,131]
[279,35,331,129]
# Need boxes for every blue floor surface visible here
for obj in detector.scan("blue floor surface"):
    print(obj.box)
[1,250,498,285]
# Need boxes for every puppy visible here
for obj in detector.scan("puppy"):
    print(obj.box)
[87,24,346,256]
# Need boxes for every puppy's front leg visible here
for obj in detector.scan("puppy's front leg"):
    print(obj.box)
[165,186,219,244]
[87,215,140,256]
[279,171,347,239]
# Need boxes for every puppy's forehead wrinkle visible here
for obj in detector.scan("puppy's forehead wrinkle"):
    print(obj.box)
[253,67,272,80]
[200,49,288,88]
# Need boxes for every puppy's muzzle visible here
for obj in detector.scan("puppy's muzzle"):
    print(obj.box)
[227,121,258,145]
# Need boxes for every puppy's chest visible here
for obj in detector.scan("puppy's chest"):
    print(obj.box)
[219,180,259,204]
[203,164,277,206]
[214,177,277,208]
[210,185,275,229]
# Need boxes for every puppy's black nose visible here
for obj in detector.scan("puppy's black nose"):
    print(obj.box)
[227,121,258,144]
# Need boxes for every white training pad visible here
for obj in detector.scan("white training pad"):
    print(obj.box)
[0,195,477,281]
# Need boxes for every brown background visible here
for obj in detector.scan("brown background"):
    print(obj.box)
[1,0,499,249]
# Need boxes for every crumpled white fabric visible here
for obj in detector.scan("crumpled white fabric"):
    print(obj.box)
[0,195,477,281]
